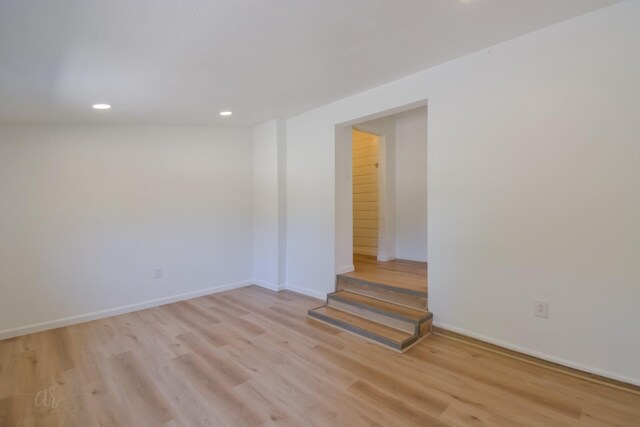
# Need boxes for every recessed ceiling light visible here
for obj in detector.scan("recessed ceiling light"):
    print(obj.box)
[219,111,232,116]
[92,104,111,110]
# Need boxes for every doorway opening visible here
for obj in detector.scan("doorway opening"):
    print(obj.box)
[308,102,430,351]
[346,106,428,302]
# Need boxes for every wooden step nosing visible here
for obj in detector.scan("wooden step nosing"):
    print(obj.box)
[327,299,417,334]
[330,291,430,321]
[308,309,411,351]
[337,274,428,298]
[328,293,432,324]
[339,287,427,311]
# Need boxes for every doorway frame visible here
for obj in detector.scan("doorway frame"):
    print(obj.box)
[334,99,428,277]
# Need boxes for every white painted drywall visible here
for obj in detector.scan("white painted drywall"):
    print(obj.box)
[253,119,287,290]
[1,1,618,126]
[335,125,354,274]
[276,120,288,287]
[0,125,254,337]
[395,107,428,262]
[253,120,280,287]
[286,2,640,384]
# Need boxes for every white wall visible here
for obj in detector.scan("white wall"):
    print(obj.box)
[0,124,254,338]
[334,125,354,274]
[395,107,428,261]
[286,2,640,384]
[253,119,287,290]
[253,121,279,286]
[276,120,288,287]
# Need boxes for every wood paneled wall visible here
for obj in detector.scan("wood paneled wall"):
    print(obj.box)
[352,129,379,256]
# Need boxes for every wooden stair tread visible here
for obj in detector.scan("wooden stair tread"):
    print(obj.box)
[337,277,427,311]
[346,255,427,295]
[330,291,431,322]
[315,256,431,351]
[308,306,413,345]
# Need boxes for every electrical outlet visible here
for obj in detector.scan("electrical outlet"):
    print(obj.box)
[154,268,163,279]
[534,301,548,318]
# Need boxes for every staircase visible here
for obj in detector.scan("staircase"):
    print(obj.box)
[308,271,432,352]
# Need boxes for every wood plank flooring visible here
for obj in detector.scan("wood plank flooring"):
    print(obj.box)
[1,286,639,426]
[346,254,428,294]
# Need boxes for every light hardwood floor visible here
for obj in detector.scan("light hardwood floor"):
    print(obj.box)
[1,286,639,426]
[347,254,427,294]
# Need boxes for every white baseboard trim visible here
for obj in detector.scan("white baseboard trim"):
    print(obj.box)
[336,265,355,274]
[0,280,252,341]
[377,254,396,262]
[434,321,640,387]
[284,284,327,301]
[395,254,428,263]
[252,280,285,292]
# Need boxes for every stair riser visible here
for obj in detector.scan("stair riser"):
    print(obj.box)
[337,277,427,310]
[419,319,433,337]
[327,298,417,334]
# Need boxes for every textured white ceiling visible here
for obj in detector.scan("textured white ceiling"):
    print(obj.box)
[0,0,621,126]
